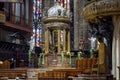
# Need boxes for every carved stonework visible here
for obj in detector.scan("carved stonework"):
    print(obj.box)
[45,22,69,29]
[82,0,120,21]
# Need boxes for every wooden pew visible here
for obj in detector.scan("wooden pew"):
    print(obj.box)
[76,59,83,70]
[82,59,87,71]
[3,60,10,69]
[83,58,92,74]
[0,61,3,69]
[0,69,27,79]
[53,69,82,77]
[38,71,67,80]
[76,58,98,74]
[38,69,82,80]
[0,60,10,69]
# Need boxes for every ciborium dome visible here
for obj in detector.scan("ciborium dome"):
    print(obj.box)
[48,2,67,17]
[43,1,71,24]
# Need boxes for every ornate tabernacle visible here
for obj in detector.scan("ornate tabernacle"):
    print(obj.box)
[43,2,71,68]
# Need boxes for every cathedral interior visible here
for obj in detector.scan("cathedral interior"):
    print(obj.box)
[0,0,120,80]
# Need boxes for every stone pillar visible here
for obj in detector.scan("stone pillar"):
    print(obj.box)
[45,29,47,54]
[63,29,66,52]
[67,30,70,52]
[74,0,79,50]
[58,29,61,54]
[112,16,120,80]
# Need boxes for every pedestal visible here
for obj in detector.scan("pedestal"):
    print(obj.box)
[44,54,70,68]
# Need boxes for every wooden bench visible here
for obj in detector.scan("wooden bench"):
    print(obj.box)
[0,69,27,79]
[76,58,97,74]
[38,69,82,80]
[0,60,10,69]
[53,69,82,77]
[38,71,67,80]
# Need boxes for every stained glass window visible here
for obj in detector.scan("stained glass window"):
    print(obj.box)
[32,0,43,48]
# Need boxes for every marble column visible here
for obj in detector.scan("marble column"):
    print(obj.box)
[67,30,70,52]
[45,28,49,54]
[45,29,47,54]
[63,29,66,52]
[58,29,61,54]
[112,16,120,80]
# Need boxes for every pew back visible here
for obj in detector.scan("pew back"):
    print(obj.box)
[0,69,27,79]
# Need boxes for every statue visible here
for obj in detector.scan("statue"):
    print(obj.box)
[58,9,61,16]
[90,48,94,58]
[67,52,71,64]
[29,36,34,50]
[78,41,84,52]
[63,10,67,16]
[38,54,41,67]
[28,50,32,67]
[89,22,98,37]
[61,51,64,64]
[38,53,44,67]
[88,37,97,50]
[77,51,82,59]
